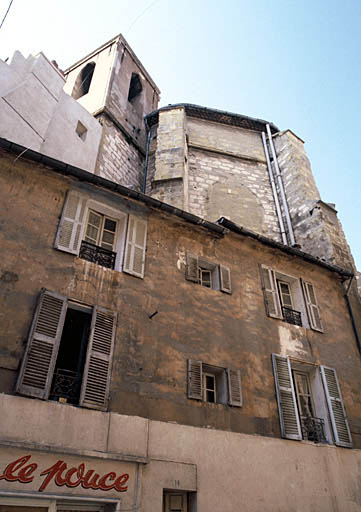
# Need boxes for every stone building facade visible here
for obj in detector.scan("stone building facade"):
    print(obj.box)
[0,34,361,512]
[0,141,360,511]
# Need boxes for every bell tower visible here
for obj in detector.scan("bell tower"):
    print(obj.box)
[64,34,160,190]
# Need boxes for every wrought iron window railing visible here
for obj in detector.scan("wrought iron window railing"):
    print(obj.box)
[50,368,81,404]
[79,240,116,269]
[301,416,327,443]
[282,306,302,327]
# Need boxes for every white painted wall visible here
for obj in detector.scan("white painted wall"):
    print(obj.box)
[0,51,101,172]
[0,394,360,511]
[63,40,117,114]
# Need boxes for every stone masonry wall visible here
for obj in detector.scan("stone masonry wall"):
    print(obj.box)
[150,107,187,209]
[95,114,144,190]
[186,118,281,240]
[188,148,281,240]
[274,130,354,270]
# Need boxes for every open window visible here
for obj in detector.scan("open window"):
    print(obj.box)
[55,190,147,278]
[187,360,242,407]
[71,62,96,100]
[127,72,143,116]
[260,265,323,331]
[185,253,231,294]
[16,289,116,411]
[272,354,352,447]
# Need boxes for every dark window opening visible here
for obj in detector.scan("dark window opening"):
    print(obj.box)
[128,73,142,102]
[71,62,95,100]
[127,72,143,116]
[49,307,91,405]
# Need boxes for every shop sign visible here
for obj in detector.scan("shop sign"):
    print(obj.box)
[0,448,136,501]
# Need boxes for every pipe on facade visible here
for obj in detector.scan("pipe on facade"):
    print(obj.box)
[344,277,361,357]
[142,117,151,193]
[266,124,295,246]
[262,132,288,245]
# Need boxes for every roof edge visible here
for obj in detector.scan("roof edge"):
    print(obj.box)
[0,137,352,278]
[145,103,279,133]
[217,217,353,278]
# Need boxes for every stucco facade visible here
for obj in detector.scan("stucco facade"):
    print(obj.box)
[0,51,102,172]
[0,145,360,510]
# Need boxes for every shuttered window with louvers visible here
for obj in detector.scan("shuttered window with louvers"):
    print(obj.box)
[220,265,232,294]
[320,366,352,447]
[55,191,87,254]
[16,289,68,399]
[187,360,203,400]
[227,368,242,407]
[301,280,323,332]
[272,354,302,440]
[80,307,116,411]
[123,215,147,278]
[260,266,282,319]
[185,253,199,282]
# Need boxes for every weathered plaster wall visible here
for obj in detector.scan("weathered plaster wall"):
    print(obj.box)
[0,150,360,450]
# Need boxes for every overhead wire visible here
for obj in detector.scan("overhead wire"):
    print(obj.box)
[126,0,160,35]
[0,0,14,31]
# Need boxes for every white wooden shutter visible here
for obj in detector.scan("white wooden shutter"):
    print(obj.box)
[301,280,323,332]
[55,190,87,254]
[80,307,116,411]
[187,359,203,400]
[227,368,242,407]
[185,253,199,282]
[220,265,232,294]
[123,215,147,278]
[320,366,352,448]
[260,266,282,319]
[16,289,67,399]
[272,354,302,440]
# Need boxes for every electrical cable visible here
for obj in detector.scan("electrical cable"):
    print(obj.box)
[126,0,160,34]
[0,0,14,31]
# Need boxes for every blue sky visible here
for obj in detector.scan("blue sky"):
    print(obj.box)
[1,0,360,268]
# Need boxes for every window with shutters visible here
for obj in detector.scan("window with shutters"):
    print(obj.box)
[16,289,116,411]
[185,253,232,294]
[272,354,352,447]
[187,360,242,407]
[55,190,148,278]
[260,265,323,332]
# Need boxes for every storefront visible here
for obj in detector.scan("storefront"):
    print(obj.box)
[0,447,138,512]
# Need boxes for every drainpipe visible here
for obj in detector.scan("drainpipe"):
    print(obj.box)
[142,117,151,193]
[344,276,361,357]
[266,124,295,246]
[262,132,288,245]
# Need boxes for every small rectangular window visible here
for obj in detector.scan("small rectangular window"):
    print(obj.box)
[75,120,87,141]
[260,265,323,330]
[203,372,216,403]
[187,360,242,407]
[185,253,231,294]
